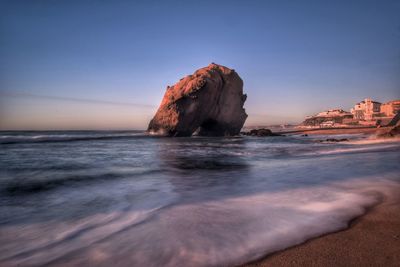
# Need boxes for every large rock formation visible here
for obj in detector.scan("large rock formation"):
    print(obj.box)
[148,63,247,136]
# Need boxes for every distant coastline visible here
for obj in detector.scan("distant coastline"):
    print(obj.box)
[299,98,400,128]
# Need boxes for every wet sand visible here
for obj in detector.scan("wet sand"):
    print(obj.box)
[279,126,380,135]
[242,187,400,267]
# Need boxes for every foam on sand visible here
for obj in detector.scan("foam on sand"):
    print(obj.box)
[1,176,399,267]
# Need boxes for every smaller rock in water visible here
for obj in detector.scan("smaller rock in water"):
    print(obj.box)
[243,128,282,137]
[319,138,349,142]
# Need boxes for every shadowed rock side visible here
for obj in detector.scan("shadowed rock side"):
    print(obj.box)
[377,120,400,138]
[148,63,248,136]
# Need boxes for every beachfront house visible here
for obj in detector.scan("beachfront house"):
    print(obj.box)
[350,98,381,121]
[380,100,400,117]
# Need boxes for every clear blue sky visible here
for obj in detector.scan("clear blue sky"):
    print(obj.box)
[1,0,399,130]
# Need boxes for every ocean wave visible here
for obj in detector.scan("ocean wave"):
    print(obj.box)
[0,207,165,264]
[298,141,400,157]
[0,132,148,144]
[346,136,400,145]
[2,169,162,195]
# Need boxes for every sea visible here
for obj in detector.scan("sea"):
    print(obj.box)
[0,131,399,267]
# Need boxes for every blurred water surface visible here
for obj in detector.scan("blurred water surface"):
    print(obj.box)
[0,131,399,266]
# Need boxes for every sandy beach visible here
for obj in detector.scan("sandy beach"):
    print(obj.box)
[280,126,381,136]
[243,185,400,267]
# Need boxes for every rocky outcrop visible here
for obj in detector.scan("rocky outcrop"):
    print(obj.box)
[386,125,400,137]
[318,138,349,142]
[148,63,247,136]
[242,128,282,137]
[377,120,400,138]
[386,112,400,127]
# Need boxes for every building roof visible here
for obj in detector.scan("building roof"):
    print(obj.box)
[384,100,400,104]
[356,100,381,105]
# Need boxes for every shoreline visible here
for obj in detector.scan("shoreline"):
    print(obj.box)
[241,185,400,267]
[278,126,380,135]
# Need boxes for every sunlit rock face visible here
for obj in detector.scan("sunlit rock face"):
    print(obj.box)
[148,63,247,136]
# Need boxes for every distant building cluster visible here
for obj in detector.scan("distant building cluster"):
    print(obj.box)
[350,98,381,121]
[302,98,400,128]
[350,98,400,122]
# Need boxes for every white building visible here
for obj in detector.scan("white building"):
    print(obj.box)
[350,98,381,121]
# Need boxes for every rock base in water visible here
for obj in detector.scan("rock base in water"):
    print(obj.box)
[242,128,283,137]
[319,138,349,142]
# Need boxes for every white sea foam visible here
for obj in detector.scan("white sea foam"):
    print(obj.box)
[2,176,399,267]
[310,144,397,155]
[0,132,145,144]
[347,136,400,145]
